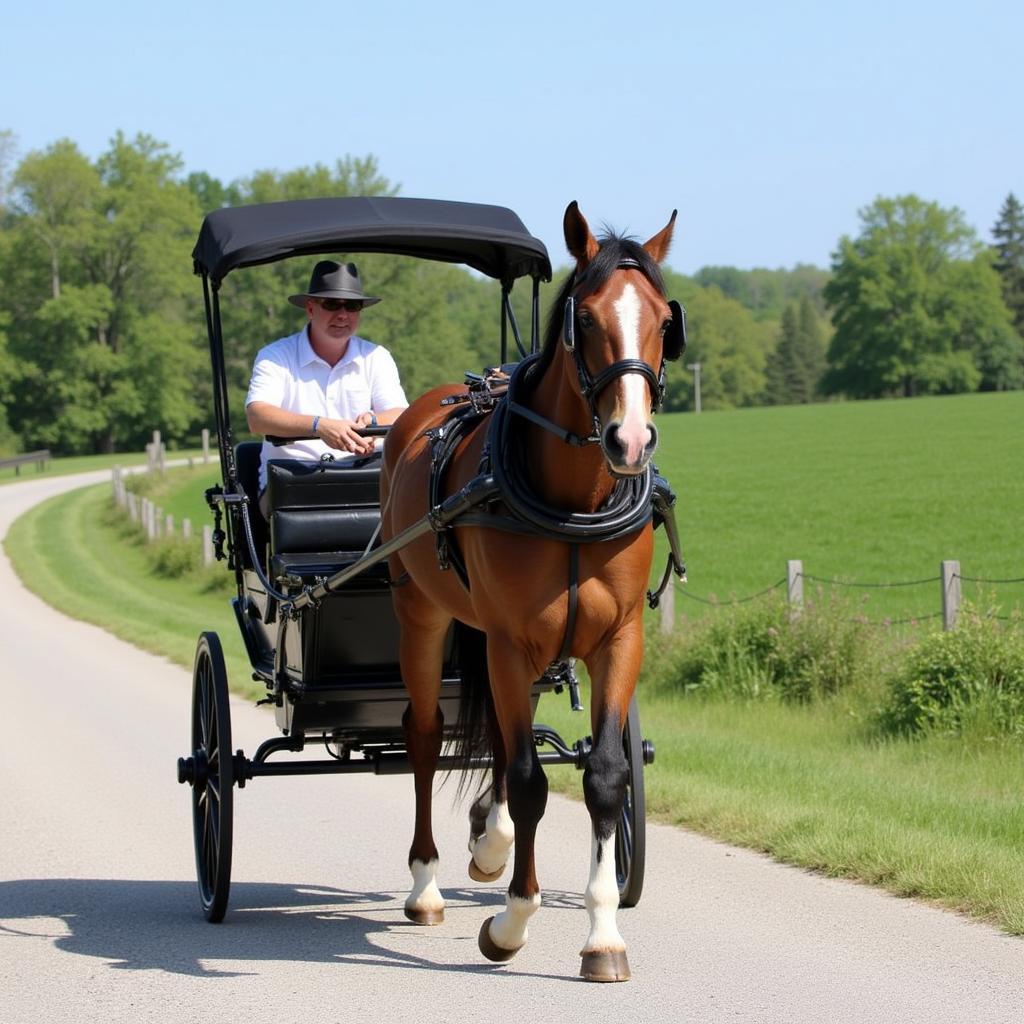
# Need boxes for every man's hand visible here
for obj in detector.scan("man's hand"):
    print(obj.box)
[316,415,376,454]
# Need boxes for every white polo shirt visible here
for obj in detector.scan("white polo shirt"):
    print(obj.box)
[246,326,407,488]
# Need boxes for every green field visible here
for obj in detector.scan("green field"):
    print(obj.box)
[121,391,1024,625]
[0,449,205,486]
[654,390,1023,624]
[5,391,1024,933]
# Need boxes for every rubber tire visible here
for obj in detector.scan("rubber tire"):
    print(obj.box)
[189,631,234,922]
[615,696,646,908]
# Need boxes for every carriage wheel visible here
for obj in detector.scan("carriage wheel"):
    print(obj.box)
[187,631,234,922]
[615,696,647,908]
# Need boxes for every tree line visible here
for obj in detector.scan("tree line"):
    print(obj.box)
[0,130,1021,456]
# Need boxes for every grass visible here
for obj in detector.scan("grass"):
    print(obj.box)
[651,390,1024,624]
[0,449,206,485]
[5,390,1024,934]
[537,683,1024,934]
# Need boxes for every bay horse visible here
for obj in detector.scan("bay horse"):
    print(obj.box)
[380,201,681,982]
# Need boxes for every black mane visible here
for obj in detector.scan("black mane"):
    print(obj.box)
[536,234,667,377]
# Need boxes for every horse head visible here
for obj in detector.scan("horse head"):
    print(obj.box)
[560,201,684,476]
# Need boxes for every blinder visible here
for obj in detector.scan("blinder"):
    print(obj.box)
[664,299,687,361]
[562,294,578,352]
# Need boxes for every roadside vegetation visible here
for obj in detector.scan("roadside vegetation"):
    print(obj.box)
[4,394,1023,933]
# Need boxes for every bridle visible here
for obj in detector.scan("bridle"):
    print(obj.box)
[510,258,686,449]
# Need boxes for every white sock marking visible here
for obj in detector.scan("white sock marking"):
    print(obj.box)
[489,891,541,951]
[407,858,444,914]
[470,800,514,874]
[582,836,625,953]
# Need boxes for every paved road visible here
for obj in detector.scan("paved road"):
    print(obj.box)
[1,470,1022,1023]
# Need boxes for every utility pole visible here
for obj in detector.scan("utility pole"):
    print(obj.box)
[687,362,702,413]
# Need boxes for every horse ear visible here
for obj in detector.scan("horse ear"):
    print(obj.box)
[663,299,687,361]
[643,210,677,264]
[564,201,600,267]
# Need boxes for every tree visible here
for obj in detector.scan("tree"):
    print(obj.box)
[12,139,101,298]
[991,192,1024,334]
[823,195,1022,398]
[1,133,205,453]
[660,272,775,411]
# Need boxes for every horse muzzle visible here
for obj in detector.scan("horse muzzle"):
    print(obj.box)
[600,419,658,476]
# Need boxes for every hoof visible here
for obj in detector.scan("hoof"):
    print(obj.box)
[404,906,444,926]
[468,857,506,883]
[580,949,631,982]
[478,916,522,962]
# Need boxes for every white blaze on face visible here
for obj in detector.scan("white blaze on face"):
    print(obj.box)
[611,282,653,464]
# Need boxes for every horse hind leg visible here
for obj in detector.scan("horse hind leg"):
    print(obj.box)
[579,710,631,982]
[468,707,513,882]
[403,702,446,925]
[468,784,513,882]
[396,597,450,926]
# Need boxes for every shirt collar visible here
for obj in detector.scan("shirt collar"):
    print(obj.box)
[299,325,365,368]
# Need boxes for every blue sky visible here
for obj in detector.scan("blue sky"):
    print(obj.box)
[3,0,1020,275]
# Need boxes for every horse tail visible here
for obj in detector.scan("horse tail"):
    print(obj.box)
[450,620,492,797]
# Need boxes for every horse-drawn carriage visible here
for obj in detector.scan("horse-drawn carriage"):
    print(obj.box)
[177,196,686,982]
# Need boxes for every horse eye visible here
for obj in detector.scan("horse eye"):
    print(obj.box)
[578,310,595,329]
[660,318,673,334]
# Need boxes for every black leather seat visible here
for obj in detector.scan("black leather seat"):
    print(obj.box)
[266,459,383,580]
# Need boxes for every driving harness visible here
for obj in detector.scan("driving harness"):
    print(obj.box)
[422,352,687,687]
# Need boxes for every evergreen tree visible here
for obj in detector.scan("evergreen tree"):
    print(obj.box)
[794,294,826,399]
[991,192,1024,334]
[763,297,826,405]
[763,304,800,405]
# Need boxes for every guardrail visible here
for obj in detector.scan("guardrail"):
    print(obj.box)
[0,449,51,475]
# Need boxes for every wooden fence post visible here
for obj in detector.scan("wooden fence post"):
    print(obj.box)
[202,525,214,566]
[182,518,192,540]
[787,559,803,616]
[202,428,210,464]
[941,560,961,631]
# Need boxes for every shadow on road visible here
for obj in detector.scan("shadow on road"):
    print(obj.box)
[0,878,585,979]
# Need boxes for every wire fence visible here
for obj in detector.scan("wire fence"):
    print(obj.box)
[662,559,1024,632]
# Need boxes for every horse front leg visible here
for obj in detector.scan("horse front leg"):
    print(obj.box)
[477,642,547,963]
[579,634,642,982]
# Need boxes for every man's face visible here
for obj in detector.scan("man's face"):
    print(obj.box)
[306,297,363,344]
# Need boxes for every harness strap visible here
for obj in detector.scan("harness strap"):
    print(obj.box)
[506,399,597,447]
[558,544,580,662]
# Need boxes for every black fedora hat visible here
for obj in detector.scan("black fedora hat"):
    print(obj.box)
[288,260,381,308]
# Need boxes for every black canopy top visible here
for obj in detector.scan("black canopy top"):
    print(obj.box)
[192,196,552,285]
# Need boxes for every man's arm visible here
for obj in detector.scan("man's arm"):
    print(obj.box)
[246,401,375,455]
